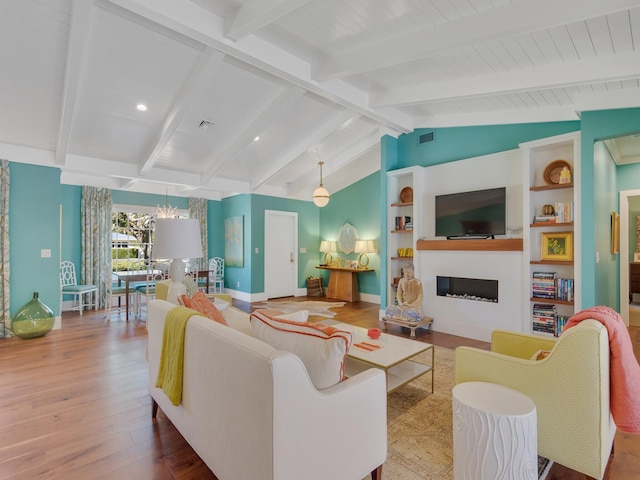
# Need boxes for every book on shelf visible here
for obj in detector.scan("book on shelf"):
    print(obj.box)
[531,303,570,337]
[533,215,556,223]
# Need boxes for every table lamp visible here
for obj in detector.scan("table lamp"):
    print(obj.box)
[319,240,337,266]
[354,240,375,268]
[153,218,203,304]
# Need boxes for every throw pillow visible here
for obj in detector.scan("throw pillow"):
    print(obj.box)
[181,290,228,326]
[250,310,352,390]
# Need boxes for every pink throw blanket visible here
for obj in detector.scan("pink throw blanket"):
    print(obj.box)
[563,306,640,434]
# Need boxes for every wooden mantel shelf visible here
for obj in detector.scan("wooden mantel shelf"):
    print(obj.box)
[416,238,523,252]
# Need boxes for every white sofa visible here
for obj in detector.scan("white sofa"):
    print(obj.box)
[147,299,387,480]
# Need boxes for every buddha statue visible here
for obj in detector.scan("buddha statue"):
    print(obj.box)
[385,263,423,322]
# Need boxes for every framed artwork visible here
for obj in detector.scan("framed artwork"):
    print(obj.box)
[225,216,244,267]
[611,212,620,255]
[540,231,573,261]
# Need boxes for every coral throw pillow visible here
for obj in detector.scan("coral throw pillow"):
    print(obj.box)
[250,310,352,390]
[181,290,228,326]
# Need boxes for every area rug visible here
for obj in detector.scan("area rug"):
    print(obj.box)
[252,300,345,318]
[379,346,552,480]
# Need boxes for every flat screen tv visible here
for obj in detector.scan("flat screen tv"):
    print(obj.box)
[435,187,506,238]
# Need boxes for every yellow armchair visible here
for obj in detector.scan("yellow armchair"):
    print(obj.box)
[455,319,615,480]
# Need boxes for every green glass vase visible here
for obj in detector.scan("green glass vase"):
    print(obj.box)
[12,292,54,339]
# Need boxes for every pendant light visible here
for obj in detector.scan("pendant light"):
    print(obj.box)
[313,161,330,207]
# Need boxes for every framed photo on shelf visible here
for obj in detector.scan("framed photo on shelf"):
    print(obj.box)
[541,231,573,261]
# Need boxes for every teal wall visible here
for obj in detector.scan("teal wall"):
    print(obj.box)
[580,108,640,308]
[61,185,81,273]
[397,122,580,168]
[248,194,320,293]
[9,163,61,317]
[221,195,252,292]
[319,172,381,295]
[592,142,619,308]
[629,196,640,264]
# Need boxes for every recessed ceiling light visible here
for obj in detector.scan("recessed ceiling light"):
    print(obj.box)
[136,104,147,112]
[199,120,215,130]
[254,136,260,142]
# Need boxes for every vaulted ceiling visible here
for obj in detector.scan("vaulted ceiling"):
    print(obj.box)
[2,0,640,201]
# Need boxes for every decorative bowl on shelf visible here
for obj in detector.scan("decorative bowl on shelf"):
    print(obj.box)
[399,187,413,203]
[543,160,571,185]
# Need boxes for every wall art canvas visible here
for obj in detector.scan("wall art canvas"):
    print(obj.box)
[225,216,244,267]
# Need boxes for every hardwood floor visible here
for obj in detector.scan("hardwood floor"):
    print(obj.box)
[0,298,638,479]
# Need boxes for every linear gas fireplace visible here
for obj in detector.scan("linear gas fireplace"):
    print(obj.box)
[436,276,498,303]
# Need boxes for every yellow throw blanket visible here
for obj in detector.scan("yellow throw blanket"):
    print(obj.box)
[155,306,199,406]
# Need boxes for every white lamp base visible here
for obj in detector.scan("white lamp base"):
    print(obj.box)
[166,258,187,304]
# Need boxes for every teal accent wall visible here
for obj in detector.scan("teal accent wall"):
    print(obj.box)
[319,172,381,295]
[221,195,252,293]
[593,142,619,309]
[9,163,61,316]
[398,122,580,168]
[111,191,188,210]
[245,195,320,293]
[207,199,224,258]
[580,108,640,308]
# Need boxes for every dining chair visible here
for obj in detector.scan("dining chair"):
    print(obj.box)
[60,260,98,315]
[210,257,224,292]
[104,262,130,319]
[135,263,168,318]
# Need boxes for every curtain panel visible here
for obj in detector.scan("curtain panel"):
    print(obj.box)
[188,197,208,272]
[81,187,112,309]
[0,160,10,337]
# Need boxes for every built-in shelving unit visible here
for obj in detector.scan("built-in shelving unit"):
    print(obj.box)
[521,132,581,337]
[386,167,424,308]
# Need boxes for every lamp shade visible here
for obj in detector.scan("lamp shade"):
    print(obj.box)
[153,218,203,260]
[354,240,375,254]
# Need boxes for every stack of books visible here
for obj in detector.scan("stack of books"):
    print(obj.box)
[533,202,574,223]
[532,303,556,335]
[555,278,574,301]
[532,271,556,299]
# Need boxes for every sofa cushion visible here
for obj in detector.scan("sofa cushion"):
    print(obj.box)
[250,310,352,390]
[181,291,228,326]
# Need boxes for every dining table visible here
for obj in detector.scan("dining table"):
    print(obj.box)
[116,270,163,321]
[116,270,213,321]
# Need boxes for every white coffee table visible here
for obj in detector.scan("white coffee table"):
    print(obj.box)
[331,322,434,394]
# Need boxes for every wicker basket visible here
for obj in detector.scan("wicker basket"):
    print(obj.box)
[306,276,324,297]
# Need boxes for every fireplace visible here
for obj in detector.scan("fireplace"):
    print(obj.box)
[436,276,498,303]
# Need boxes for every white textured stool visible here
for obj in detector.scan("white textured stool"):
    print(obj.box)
[453,381,538,480]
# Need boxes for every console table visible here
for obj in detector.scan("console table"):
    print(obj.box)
[316,266,373,302]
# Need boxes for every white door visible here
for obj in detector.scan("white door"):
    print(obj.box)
[265,210,297,299]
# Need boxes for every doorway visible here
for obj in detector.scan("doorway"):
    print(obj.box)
[264,210,298,299]
[620,190,640,327]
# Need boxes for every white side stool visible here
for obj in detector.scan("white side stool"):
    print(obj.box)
[453,381,538,480]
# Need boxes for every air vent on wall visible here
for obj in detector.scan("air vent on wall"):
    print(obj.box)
[419,132,434,144]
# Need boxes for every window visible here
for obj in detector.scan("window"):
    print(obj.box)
[111,204,187,272]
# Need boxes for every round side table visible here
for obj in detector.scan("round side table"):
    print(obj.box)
[453,381,538,480]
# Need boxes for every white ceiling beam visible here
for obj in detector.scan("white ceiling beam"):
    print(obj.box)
[139,47,225,175]
[313,0,640,81]
[202,85,305,183]
[55,0,93,165]
[250,111,354,190]
[107,0,412,134]
[573,87,640,113]
[372,50,640,108]
[225,0,311,41]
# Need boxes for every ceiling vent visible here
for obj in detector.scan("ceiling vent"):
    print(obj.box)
[198,120,215,130]
[419,132,434,144]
